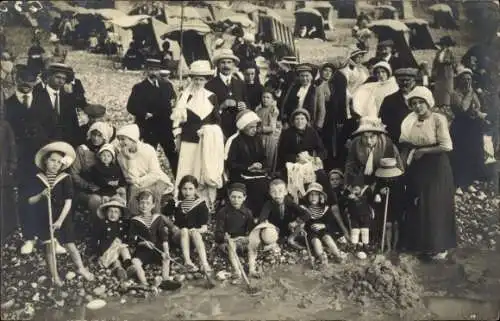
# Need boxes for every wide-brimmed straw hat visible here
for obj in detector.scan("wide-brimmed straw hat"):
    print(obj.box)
[304,182,327,199]
[188,60,214,77]
[212,48,240,65]
[352,117,387,136]
[375,158,403,178]
[97,196,128,219]
[46,62,73,78]
[35,141,76,171]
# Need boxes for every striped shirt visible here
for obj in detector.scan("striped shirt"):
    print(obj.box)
[139,214,154,228]
[181,198,197,213]
[308,205,327,220]
[46,173,58,189]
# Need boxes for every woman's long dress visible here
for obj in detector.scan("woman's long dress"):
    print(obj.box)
[255,105,280,171]
[400,112,457,253]
[449,90,486,187]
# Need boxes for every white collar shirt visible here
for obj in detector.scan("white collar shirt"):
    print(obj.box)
[45,85,60,108]
[297,84,311,110]
[219,73,232,86]
[15,90,33,108]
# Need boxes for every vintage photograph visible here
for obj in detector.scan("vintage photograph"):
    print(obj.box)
[0,0,499,320]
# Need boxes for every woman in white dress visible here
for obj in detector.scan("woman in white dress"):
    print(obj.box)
[171,60,225,211]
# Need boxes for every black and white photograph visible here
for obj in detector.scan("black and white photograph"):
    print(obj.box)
[0,0,499,320]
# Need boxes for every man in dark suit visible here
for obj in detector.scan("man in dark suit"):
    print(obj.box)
[205,48,249,139]
[33,63,84,147]
[367,40,404,72]
[126,62,178,175]
[379,68,418,146]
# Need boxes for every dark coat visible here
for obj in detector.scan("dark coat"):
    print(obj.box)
[214,205,254,243]
[276,126,327,171]
[33,83,84,147]
[378,90,412,146]
[92,218,130,255]
[281,83,325,129]
[178,94,220,144]
[245,82,264,111]
[88,162,126,197]
[226,133,268,182]
[126,78,177,141]
[258,195,309,237]
[66,78,87,110]
[5,93,59,177]
[0,120,16,187]
[172,199,209,229]
[205,74,249,138]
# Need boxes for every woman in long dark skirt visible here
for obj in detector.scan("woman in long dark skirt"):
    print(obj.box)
[449,67,488,192]
[399,86,456,260]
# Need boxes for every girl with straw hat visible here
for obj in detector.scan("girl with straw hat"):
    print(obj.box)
[171,60,224,210]
[29,141,94,286]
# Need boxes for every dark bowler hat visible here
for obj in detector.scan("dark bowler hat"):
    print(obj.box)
[436,36,456,47]
[377,39,394,48]
[83,104,106,118]
[16,65,38,84]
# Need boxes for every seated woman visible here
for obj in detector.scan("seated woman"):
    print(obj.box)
[70,121,115,218]
[276,108,335,205]
[226,110,270,217]
[399,86,456,260]
[115,124,174,214]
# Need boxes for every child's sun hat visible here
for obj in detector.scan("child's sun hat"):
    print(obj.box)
[97,195,128,219]
[375,158,403,178]
[34,141,76,171]
[304,182,327,199]
[97,143,116,159]
[250,222,279,246]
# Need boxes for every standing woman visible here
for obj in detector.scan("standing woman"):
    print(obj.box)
[449,67,488,192]
[399,86,456,260]
[171,60,224,210]
[432,36,457,109]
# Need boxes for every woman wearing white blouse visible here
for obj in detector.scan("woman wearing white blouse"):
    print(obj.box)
[399,86,456,260]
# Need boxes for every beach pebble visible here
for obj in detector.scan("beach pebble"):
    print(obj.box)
[174,274,185,282]
[65,271,76,280]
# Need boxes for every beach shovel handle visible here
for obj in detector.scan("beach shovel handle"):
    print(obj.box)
[225,233,252,289]
[46,188,58,281]
[301,230,315,269]
[380,188,390,253]
[136,235,186,271]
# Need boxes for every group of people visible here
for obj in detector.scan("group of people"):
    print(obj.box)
[0,22,496,288]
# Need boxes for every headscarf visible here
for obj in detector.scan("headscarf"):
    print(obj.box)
[87,121,114,143]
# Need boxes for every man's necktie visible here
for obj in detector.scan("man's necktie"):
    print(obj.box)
[22,94,29,108]
[279,204,285,219]
[54,92,60,115]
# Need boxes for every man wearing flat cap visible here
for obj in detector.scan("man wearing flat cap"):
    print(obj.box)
[379,67,418,146]
[280,63,325,131]
[33,63,84,147]
[205,48,249,138]
[126,62,178,175]
[368,39,403,72]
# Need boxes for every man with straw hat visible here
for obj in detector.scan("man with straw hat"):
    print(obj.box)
[432,35,457,108]
[126,59,178,176]
[206,48,249,138]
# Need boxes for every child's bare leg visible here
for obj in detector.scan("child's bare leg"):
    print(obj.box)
[180,228,196,268]
[119,247,132,261]
[189,229,210,271]
[360,228,370,246]
[131,258,148,285]
[162,259,170,280]
[45,243,63,286]
[66,242,94,281]
[323,235,347,260]
[248,234,260,277]
[227,239,241,278]
[311,238,327,264]
[351,228,361,244]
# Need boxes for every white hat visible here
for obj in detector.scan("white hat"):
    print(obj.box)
[188,60,214,77]
[97,195,127,219]
[97,143,116,159]
[35,141,76,171]
[375,158,403,178]
[212,48,240,65]
[352,117,387,136]
[406,86,435,108]
[236,110,261,130]
[456,65,473,78]
[116,124,140,143]
[372,61,392,76]
[87,121,114,143]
